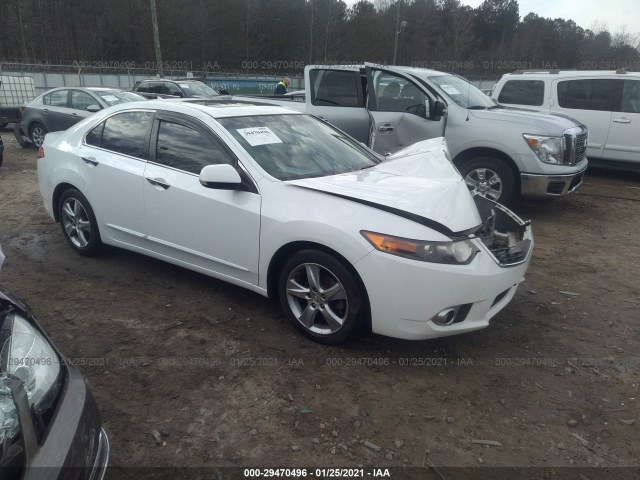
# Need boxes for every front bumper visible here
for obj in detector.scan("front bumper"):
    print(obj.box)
[520,162,588,200]
[355,230,533,341]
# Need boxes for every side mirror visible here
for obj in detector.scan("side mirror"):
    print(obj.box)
[199,164,242,189]
[86,104,101,112]
[434,100,446,119]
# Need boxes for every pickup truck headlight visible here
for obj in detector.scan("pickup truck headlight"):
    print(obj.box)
[523,134,563,164]
[361,231,478,265]
[1,310,62,449]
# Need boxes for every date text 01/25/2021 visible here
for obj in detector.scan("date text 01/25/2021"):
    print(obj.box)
[243,468,392,478]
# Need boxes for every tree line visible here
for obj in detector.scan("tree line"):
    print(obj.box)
[1,0,639,77]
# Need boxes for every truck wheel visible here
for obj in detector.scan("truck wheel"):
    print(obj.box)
[459,157,515,204]
[29,123,48,148]
[14,123,27,148]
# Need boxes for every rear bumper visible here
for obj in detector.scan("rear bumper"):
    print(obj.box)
[520,162,587,199]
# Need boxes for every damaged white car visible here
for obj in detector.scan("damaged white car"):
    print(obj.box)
[37,100,533,343]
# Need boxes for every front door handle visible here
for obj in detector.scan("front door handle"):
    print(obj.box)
[146,177,170,190]
[378,123,394,133]
[82,156,99,166]
[613,118,631,124]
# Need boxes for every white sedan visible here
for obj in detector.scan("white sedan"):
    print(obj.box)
[37,100,533,344]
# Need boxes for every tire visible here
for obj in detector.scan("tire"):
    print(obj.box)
[14,123,28,148]
[58,189,102,256]
[278,250,364,344]
[458,156,516,205]
[29,122,48,148]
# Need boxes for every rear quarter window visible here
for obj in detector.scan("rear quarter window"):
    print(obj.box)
[557,79,617,111]
[497,80,545,106]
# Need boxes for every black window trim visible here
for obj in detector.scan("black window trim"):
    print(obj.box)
[149,110,258,193]
[497,79,546,106]
[82,108,156,161]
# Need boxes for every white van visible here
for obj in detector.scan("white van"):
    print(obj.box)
[492,70,640,170]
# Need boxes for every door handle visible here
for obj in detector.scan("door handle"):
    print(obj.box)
[82,156,99,166]
[70,113,78,117]
[613,118,631,124]
[146,177,170,189]
[43,109,49,113]
[378,123,394,133]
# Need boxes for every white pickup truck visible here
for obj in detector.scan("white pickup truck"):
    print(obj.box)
[240,63,588,204]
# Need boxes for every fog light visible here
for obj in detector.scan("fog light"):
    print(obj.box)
[433,308,457,326]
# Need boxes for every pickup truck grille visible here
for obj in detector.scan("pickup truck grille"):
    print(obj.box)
[563,128,588,165]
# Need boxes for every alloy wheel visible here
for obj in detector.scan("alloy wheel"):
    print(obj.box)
[61,198,92,248]
[464,167,503,201]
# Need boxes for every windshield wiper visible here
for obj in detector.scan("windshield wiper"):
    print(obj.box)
[467,105,488,110]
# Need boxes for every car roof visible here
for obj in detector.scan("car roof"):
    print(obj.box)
[124,98,301,119]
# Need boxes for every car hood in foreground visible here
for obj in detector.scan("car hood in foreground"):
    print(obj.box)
[289,138,481,235]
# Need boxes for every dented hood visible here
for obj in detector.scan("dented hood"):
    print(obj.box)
[290,138,482,235]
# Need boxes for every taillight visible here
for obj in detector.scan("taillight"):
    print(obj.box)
[37,147,45,158]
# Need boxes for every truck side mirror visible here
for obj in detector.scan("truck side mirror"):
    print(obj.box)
[434,101,446,120]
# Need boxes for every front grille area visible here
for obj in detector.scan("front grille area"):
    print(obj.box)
[575,132,588,163]
[490,239,532,266]
[547,181,565,195]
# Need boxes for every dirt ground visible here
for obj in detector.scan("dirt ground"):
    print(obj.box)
[0,126,639,478]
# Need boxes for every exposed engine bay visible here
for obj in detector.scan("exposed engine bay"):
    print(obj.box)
[472,195,532,266]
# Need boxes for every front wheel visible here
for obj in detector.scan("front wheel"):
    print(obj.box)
[458,157,516,205]
[278,250,364,344]
[58,189,102,256]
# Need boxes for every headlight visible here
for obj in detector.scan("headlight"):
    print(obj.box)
[361,231,478,265]
[1,310,62,449]
[523,134,563,164]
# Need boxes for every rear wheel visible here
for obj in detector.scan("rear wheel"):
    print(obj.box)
[278,250,363,344]
[459,156,515,204]
[58,189,102,256]
[14,123,27,148]
[29,122,48,148]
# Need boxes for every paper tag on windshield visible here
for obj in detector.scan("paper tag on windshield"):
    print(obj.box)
[102,95,119,102]
[440,84,461,95]
[237,127,283,146]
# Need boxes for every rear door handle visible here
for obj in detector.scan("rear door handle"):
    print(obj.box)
[613,118,631,124]
[378,123,394,133]
[146,177,170,189]
[82,156,99,166]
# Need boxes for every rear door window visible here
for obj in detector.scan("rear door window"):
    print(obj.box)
[98,111,154,158]
[43,90,69,107]
[163,83,182,96]
[557,79,617,111]
[309,69,361,107]
[620,80,640,113]
[498,80,544,106]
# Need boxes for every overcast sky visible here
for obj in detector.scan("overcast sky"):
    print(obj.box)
[455,0,639,37]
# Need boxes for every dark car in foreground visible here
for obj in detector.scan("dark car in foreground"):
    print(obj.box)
[0,248,109,479]
[133,78,224,99]
[16,87,145,148]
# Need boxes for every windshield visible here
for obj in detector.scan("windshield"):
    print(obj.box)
[429,75,496,109]
[219,114,381,181]
[179,82,219,98]
[99,91,146,105]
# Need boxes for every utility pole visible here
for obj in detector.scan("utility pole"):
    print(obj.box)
[392,2,407,65]
[150,0,164,77]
